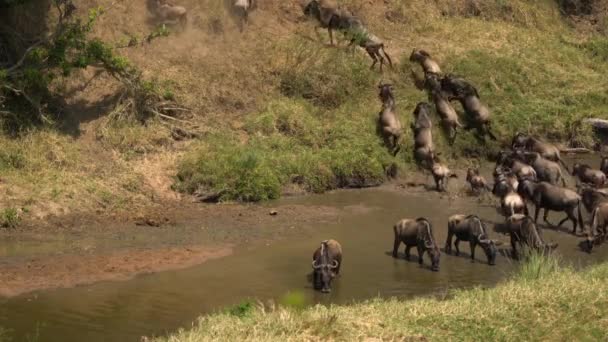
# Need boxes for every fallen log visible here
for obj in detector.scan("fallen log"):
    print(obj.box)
[560,147,592,154]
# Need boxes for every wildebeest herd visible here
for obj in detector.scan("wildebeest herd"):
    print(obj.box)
[302,0,608,293]
[152,0,608,293]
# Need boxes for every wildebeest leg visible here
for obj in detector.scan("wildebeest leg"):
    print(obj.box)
[328,28,334,45]
[445,231,453,254]
[510,233,519,259]
[534,205,541,223]
[470,241,476,262]
[392,236,401,258]
[543,208,552,226]
[405,245,412,260]
[559,207,577,234]
[417,244,425,265]
[367,48,378,70]
[454,238,461,256]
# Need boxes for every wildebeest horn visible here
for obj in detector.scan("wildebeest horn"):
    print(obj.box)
[312,260,321,269]
[330,260,339,268]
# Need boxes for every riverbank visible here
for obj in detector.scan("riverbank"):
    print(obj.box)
[155,256,608,341]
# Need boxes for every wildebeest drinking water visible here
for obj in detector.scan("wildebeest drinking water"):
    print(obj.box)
[446,215,500,265]
[441,74,497,141]
[505,214,557,258]
[311,239,342,293]
[392,218,440,271]
[412,102,435,168]
[377,84,402,155]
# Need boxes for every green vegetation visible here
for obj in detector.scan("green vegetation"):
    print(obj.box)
[156,255,608,341]
[0,207,21,228]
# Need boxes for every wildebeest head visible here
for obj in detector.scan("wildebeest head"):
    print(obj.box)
[312,243,339,293]
[511,132,529,150]
[478,236,498,265]
[409,49,430,62]
[579,186,608,212]
[418,218,440,271]
[378,83,394,103]
[413,102,432,120]
[303,0,321,19]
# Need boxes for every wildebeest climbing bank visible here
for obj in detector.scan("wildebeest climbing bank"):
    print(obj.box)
[1,0,608,341]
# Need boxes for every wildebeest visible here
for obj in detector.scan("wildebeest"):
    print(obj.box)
[572,163,606,188]
[430,157,457,192]
[445,215,500,265]
[580,186,608,213]
[524,152,566,187]
[441,74,496,141]
[582,202,608,252]
[493,165,520,198]
[155,0,187,25]
[429,82,462,144]
[377,84,402,155]
[520,181,584,234]
[500,188,528,217]
[409,49,441,75]
[496,151,537,181]
[511,133,568,169]
[345,25,393,71]
[303,0,343,45]
[311,239,342,293]
[466,168,491,193]
[601,156,608,176]
[392,218,440,271]
[505,214,557,258]
[412,102,434,168]
[234,0,255,31]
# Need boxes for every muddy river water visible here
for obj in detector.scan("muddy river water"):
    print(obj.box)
[1,160,608,341]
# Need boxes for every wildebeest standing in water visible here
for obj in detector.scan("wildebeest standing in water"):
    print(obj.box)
[377,84,402,155]
[505,214,557,258]
[441,75,497,141]
[234,0,256,32]
[582,202,608,253]
[411,102,434,168]
[523,152,567,187]
[446,215,500,265]
[392,218,440,271]
[519,181,584,235]
[311,239,342,293]
[572,163,606,188]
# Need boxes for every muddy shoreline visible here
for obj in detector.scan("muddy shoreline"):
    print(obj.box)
[0,199,343,298]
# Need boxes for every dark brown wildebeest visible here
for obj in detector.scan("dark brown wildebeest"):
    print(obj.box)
[466,168,491,193]
[440,74,497,141]
[580,186,608,213]
[600,156,608,176]
[303,0,344,45]
[582,202,608,253]
[519,181,585,235]
[409,49,441,75]
[505,214,557,258]
[392,217,440,271]
[377,84,402,155]
[493,165,520,198]
[411,102,434,168]
[523,152,566,187]
[572,163,606,188]
[311,239,342,293]
[445,214,501,265]
[511,133,568,169]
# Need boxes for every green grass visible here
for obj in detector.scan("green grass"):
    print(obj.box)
[0,207,20,228]
[155,256,608,341]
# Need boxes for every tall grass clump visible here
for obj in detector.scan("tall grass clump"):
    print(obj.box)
[156,256,608,342]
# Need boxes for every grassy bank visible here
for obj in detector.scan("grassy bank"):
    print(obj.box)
[156,255,608,341]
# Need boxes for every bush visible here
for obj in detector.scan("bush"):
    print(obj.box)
[0,207,20,228]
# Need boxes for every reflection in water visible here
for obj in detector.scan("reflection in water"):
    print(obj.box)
[1,167,607,341]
